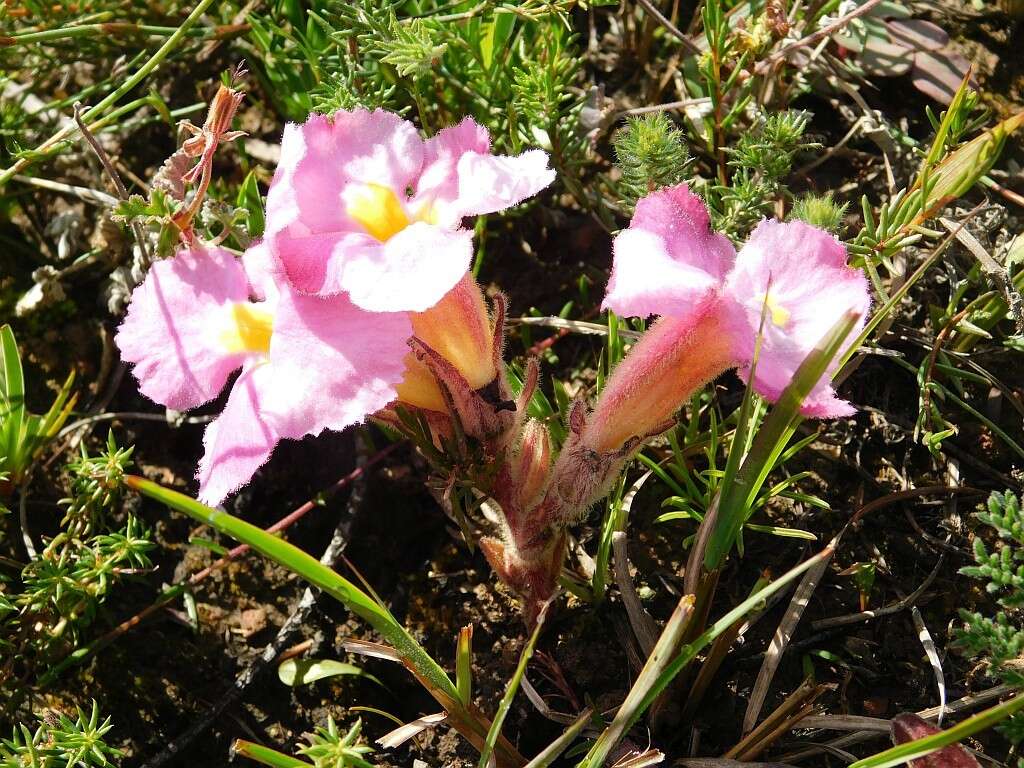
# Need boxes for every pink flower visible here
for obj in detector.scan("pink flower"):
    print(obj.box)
[115,245,410,505]
[603,184,735,319]
[584,309,737,454]
[723,219,870,417]
[534,184,869,529]
[263,109,555,313]
[601,183,869,422]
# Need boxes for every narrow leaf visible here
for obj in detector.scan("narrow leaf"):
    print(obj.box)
[277,658,380,688]
[478,615,545,768]
[524,708,593,768]
[232,739,312,768]
[850,695,1024,768]
[705,311,860,570]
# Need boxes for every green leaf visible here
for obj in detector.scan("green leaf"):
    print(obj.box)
[654,510,702,524]
[125,476,526,768]
[480,13,516,70]
[0,324,26,468]
[237,171,265,239]
[112,189,175,223]
[744,523,817,540]
[704,310,860,570]
[147,88,173,125]
[124,476,457,702]
[849,694,1024,768]
[1006,233,1024,267]
[477,616,544,768]
[579,545,834,767]
[456,625,473,706]
[34,371,76,446]
[916,111,1024,225]
[523,709,593,768]
[277,658,381,688]
[233,739,312,768]
[577,594,697,768]
[0,325,75,482]
[188,536,229,555]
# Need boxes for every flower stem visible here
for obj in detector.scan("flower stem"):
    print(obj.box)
[0,21,244,47]
[0,0,218,187]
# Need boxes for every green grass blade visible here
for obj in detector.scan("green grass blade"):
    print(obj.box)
[478,616,545,768]
[457,625,474,706]
[578,545,833,768]
[0,0,219,186]
[700,297,771,569]
[577,594,696,768]
[848,693,1024,768]
[36,371,77,441]
[744,523,817,540]
[0,325,26,473]
[704,310,860,571]
[0,325,23,409]
[921,73,971,172]
[232,739,312,767]
[636,452,687,498]
[841,240,948,368]
[523,708,593,768]
[124,476,458,702]
[127,476,527,768]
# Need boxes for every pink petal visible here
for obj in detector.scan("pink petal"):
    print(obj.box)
[325,108,424,188]
[725,219,870,418]
[266,110,423,237]
[414,118,490,225]
[735,336,857,418]
[630,184,735,272]
[427,117,491,159]
[604,228,726,319]
[197,364,280,506]
[261,290,412,439]
[116,246,251,411]
[603,184,736,319]
[450,149,555,219]
[264,229,377,297]
[242,240,287,302]
[335,222,473,313]
[264,110,425,296]
[413,118,554,225]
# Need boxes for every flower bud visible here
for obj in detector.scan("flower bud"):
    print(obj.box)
[396,272,498,412]
[512,419,552,509]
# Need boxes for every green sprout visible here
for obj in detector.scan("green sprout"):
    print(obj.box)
[299,718,376,768]
[612,112,692,210]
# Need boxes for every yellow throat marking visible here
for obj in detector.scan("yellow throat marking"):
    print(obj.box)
[221,303,274,355]
[347,184,412,242]
[764,292,791,328]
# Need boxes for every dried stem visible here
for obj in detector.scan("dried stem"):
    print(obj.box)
[755,0,886,75]
[73,102,152,267]
[634,0,702,55]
